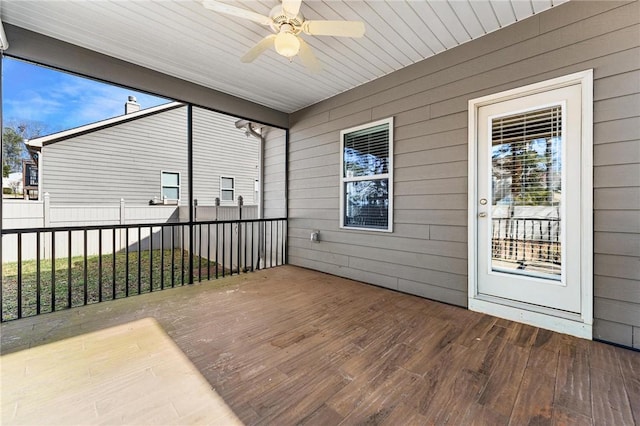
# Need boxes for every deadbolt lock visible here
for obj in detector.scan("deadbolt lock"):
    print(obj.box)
[479,198,487,205]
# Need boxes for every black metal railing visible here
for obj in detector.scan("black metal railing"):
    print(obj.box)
[1,218,287,321]
[492,217,561,265]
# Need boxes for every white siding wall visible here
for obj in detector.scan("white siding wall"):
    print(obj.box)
[263,127,286,218]
[192,107,260,206]
[40,106,261,207]
[288,1,640,348]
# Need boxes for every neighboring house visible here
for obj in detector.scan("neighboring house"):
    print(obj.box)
[26,98,260,206]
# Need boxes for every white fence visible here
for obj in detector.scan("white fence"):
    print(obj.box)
[2,195,260,263]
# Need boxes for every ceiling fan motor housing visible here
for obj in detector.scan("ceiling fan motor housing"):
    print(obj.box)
[269,5,304,34]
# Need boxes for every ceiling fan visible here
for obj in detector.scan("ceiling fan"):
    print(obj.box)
[202,0,366,72]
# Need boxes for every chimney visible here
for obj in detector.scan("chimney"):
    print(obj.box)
[124,96,141,114]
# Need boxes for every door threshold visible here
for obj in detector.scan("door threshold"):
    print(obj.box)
[469,295,592,340]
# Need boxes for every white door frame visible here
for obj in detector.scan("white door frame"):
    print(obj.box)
[467,70,594,339]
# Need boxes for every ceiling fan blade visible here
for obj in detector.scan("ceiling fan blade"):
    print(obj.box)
[202,0,271,25]
[297,37,321,73]
[241,34,276,63]
[302,20,365,38]
[282,0,302,17]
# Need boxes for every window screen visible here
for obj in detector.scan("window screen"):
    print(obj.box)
[340,118,393,231]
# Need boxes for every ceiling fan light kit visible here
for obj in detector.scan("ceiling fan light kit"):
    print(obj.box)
[274,26,300,58]
[202,0,365,72]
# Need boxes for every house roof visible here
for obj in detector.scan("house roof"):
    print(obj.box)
[26,102,184,147]
[1,1,568,114]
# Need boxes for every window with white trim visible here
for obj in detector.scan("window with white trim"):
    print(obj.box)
[161,171,180,200]
[220,176,235,202]
[340,117,393,232]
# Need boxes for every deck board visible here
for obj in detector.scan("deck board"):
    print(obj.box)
[1,265,639,425]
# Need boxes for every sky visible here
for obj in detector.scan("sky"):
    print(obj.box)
[2,57,170,137]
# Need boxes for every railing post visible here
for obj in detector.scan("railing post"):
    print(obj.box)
[187,104,194,284]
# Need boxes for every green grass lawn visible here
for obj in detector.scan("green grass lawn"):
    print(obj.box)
[1,249,219,321]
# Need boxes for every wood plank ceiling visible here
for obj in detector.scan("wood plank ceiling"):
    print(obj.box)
[1,0,568,113]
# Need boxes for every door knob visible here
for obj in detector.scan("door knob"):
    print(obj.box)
[478,212,487,217]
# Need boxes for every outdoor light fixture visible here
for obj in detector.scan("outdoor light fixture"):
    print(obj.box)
[0,19,9,50]
[274,26,300,58]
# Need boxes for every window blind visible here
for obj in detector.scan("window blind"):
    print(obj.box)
[343,123,389,178]
[492,106,561,145]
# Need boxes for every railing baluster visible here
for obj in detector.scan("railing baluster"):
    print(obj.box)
[160,225,165,290]
[67,230,72,308]
[17,233,23,319]
[149,226,153,292]
[251,221,255,272]
[98,229,103,303]
[112,228,117,300]
[270,220,274,268]
[222,223,226,278]
[181,226,185,286]
[84,229,88,305]
[243,222,247,273]
[137,226,142,294]
[230,223,234,276]
[198,224,202,282]
[171,225,175,288]
[51,231,56,312]
[207,224,211,281]
[125,227,130,297]
[36,231,41,315]
[215,222,219,279]
[276,220,280,266]
[237,222,241,275]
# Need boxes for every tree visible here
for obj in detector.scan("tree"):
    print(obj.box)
[2,121,49,178]
[2,127,27,178]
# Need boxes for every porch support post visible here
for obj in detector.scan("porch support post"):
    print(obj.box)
[187,104,194,284]
[284,128,289,264]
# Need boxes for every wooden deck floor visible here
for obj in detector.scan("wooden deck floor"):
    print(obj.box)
[2,265,638,425]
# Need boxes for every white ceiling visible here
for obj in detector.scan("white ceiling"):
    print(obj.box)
[1,0,567,113]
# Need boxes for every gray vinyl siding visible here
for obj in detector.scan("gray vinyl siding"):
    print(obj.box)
[192,107,259,206]
[288,1,640,347]
[42,106,260,207]
[42,107,189,205]
[263,127,287,218]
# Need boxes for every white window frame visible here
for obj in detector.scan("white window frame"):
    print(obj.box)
[160,170,180,201]
[220,176,235,204]
[340,117,394,232]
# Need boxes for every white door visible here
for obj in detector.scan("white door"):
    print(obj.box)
[476,84,582,313]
